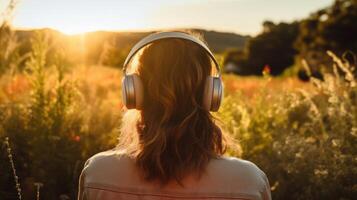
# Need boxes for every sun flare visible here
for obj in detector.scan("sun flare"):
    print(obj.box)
[11,0,334,35]
[12,0,151,35]
[54,24,104,35]
[53,26,88,35]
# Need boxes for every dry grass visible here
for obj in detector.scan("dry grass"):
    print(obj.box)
[1,66,312,106]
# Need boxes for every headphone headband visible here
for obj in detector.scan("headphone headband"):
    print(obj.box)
[123,31,221,75]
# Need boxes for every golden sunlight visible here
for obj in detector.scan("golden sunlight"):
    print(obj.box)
[13,0,152,35]
[1,0,355,199]
[53,24,100,35]
[11,0,334,35]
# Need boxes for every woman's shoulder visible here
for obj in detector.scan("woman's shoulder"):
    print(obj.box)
[86,149,126,162]
[210,156,271,200]
[209,156,269,187]
[82,149,134,176]
[215,156,265,173]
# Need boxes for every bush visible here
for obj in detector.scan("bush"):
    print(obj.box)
[218,51,357,199]
[1,33,356,200]
[0,33,121,199]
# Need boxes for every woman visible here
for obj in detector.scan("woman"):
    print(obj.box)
[78,31,271,200]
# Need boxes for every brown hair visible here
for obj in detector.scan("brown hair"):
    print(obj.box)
[118,33,226,184]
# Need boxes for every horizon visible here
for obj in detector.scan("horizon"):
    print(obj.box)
[2,0,334,36]
[13,26,253,37]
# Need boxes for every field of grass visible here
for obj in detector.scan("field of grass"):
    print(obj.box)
[0,35,356,200]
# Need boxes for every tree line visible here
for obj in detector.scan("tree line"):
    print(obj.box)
[223,0,357,77]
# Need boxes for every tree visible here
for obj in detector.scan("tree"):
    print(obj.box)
[245,21,299,75]
[295,0,357,72]
[224,21,299,76]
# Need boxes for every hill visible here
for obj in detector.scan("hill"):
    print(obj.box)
[14,28,249,67]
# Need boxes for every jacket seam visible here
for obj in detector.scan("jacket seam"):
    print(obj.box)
[86,186,252,199]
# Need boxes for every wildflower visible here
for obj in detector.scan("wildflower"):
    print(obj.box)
[72,135,81,142]
[34,182,43,200]
[4,137,22,200]
[263,65,271,75]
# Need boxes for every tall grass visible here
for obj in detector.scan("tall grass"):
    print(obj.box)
[3,137,22,200]
[0,23,356,199]
[0,32,121,199]
[218,51,357,199]
[0,0,27,76]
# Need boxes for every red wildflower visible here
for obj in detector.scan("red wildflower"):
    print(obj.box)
[72,135,81,142]
[263,65,271,75]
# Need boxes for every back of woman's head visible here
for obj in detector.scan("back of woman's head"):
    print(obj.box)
[119,33,225,184]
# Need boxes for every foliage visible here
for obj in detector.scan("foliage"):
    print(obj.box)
[1,1,356,199]
[0,23,23,75]
[295,0,357,72]
[0,0,26,76]
[224,0,357,77]
[0,33,120,199]
[223,21,299,76]
[218,51,357,199]
[1,40,356,199]
[99,38,130,67]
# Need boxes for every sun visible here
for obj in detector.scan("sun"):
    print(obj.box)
[54,24,99,35]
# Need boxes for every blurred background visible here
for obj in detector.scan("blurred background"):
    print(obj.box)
[0,0,356,199]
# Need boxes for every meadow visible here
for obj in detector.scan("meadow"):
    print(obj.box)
[1,33,356,200]
[1,0,357,196]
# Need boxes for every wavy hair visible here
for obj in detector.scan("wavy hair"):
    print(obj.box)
[118,32,226,184]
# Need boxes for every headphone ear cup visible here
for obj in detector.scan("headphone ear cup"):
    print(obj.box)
[203,76,213,111]
[122,75,134,109]
[210,77,223,112]
[122,74,144,110]
[203,76,223,112]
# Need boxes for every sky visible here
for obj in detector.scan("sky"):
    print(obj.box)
[1,0,334,35]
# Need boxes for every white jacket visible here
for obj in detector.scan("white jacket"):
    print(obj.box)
[78,150,271,200]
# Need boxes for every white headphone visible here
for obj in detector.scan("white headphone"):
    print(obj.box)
[122,31,223,112]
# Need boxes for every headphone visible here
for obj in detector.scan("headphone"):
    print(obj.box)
[122,31,223,112]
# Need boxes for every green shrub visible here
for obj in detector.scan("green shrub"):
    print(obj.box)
[1,32,356,200]
[0,33,120,199]
[218,51,357,199]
